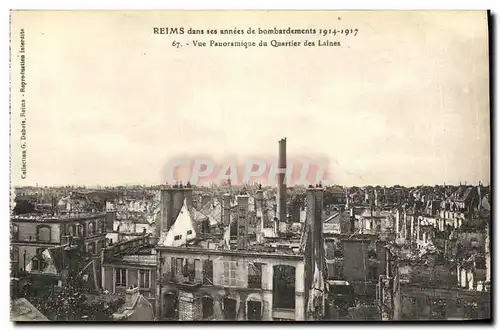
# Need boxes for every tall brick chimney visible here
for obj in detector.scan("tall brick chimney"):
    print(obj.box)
[222,193,231,226]
[277,138,287,224]
[236,195,249,250]
[255,185,264,210]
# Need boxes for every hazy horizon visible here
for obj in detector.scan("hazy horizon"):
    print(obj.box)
[13,179,490,189]
[10,11,491,187]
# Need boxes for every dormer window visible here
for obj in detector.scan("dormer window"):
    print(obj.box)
[174,235,182,241]
[187,230,193,235]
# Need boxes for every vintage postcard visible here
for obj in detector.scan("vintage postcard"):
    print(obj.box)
[9,10,491,322]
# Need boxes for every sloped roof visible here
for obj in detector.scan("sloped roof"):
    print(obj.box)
[160,200,197,247]
[190,208,208,223]
[11,298,49,321]
[113,291,154,321]
[323,212,341,223]
[200,201,222,226]
[327,187,345,195]
[37,245,67,275]
[461,187,474,201]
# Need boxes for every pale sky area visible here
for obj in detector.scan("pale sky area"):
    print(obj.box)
[10,11,490,187]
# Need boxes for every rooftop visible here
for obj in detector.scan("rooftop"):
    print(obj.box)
[103,234,157,263]
[11,212,107,222]
[156,244,303,260]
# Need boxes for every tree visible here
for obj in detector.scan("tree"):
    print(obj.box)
[26,275,124,321]
[26,275,85,320]
[13,199,37,215]
[79,296,125,321]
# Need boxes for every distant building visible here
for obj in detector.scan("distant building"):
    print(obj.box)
[11,212,110,288]
[325,234,386,301]
[379,245,491,321]
[150,185,327,321]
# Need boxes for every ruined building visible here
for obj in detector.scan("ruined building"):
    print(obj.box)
[98,139,329,321]
[150,182,327,321]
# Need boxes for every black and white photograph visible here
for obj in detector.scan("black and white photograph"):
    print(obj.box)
[8,10,492,322]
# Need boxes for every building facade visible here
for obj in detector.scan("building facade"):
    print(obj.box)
[11,212,108,280]
[155,247,305,321]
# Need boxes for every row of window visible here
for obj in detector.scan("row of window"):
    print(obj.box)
[13,225,53,242]
[65,220,105,237]
[115,268,151,289]
[11,243,103,273]
[403,296,447,319]
[11,220,105,243]
[169,258,263,288]
[326,263,378,282]
[164,295,263,321]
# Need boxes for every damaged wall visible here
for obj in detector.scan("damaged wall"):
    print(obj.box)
[398,286,490,320]
[102,264,157,309]
[399,262,457,289]
[157,249,305,320]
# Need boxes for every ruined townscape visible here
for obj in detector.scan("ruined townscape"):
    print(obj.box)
[10,138,491,322]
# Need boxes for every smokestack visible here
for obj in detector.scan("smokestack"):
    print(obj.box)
[277,138,287,224]
[236,195,249,250]
[255,185,263,210]
[222,193,231,226]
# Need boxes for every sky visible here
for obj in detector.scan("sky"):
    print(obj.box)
[10,10,490,187]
